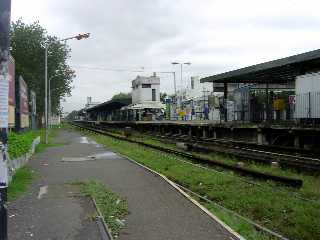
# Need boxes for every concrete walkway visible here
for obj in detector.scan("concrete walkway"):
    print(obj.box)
[9,129,238,240]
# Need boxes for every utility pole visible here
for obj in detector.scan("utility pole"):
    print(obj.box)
[171,62,191,90]
[45,33,90,143]
[0,1,11,239]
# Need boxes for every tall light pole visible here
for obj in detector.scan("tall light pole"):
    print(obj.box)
[45,33,90,144]
[171,62,191,89]
[0,1,11,238]
[155,71,176,96]
[48,74,56,129]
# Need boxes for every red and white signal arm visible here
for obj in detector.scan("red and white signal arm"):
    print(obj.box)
[288,95,296,104]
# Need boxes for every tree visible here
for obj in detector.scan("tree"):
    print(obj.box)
[10,19,75,123]
[160,92,167,102]
[111,92,131,100]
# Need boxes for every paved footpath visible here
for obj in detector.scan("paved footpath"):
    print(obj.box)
[9,129,239,240]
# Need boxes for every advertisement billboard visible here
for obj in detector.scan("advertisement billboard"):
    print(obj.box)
[19,76,29,128]
[8,55,15,128]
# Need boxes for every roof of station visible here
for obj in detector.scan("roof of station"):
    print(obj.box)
[86,98,132,112]
[200,49,320,84]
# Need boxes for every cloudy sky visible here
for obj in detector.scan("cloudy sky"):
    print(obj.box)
[11,0,320,112]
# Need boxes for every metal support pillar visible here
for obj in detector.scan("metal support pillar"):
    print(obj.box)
[0,1,11,239]
[257,128,266,145]
[188,126,192,138]
[266,82,270,122]
[202,127,207,138]
[223,83,228,122]
[294,135,300,148]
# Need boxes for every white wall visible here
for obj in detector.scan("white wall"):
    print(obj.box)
[296,72,320,94]
[132,75,160,104]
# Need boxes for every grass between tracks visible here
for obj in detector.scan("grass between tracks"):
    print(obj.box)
[77,180,129,238]
[74,126,320,240]
[125,131,320,201]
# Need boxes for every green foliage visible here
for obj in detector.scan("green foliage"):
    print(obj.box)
[79,130,320,240]
[8,167,36,201]
[8,131,38,159]
[10,19,75,117]
[66,110,80,120]
[79,181,128,237]
[111,92,131,100]
[160,92,167,102]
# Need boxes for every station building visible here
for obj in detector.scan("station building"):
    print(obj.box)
[201,48,320,125]
[85,73,165,122]
[122,73,165,121]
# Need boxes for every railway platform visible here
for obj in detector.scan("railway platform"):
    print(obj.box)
[84,120,320,150]
[8,128,240,240]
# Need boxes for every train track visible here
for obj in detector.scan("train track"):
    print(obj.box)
[71,121,303,188]
[97,124,320,173]
[132,130,320,173]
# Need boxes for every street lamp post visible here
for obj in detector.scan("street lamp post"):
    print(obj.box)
[48,74,56,129]
[44,33,90,144]
[171,62,191,89]
[155,71,176,96]
[171,62,191,111]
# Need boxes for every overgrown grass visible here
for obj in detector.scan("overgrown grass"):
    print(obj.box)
[35,126,65,153]
[7,126,62,202]
[78,180,128,238]
[75,127,320,240]
[7,167,36,201]
[128,131,320,201]
[8,126,64,158]
[8,131,39,159]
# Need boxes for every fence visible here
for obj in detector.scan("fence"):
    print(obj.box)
[232,91,320,125]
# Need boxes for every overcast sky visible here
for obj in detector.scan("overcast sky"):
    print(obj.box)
[11,0,320,112]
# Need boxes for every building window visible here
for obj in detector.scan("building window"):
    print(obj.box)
[152,89,156,101]
[142,84,151,88]
[191,79,194,89]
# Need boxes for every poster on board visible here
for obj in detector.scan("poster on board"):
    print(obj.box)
[8,55,15,128]
[0,74,9,128]
[19,76,29,128]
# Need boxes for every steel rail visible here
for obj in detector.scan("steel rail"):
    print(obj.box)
[71,122,303,188]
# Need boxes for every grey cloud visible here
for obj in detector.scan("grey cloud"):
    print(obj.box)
[13,0,320,112]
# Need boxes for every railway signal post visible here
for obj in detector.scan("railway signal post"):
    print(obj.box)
[0,0,11,239]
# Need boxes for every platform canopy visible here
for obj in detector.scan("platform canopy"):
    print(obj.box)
[86,98,132,113]
[122,101,165,110]
[201,49,320,84]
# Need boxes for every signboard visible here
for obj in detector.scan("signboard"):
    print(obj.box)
[19,76,29,128]
[0,74,9,128]
[288,95,296,105]
[8,55,15,127]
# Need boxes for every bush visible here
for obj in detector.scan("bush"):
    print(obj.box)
[8,131,38,159]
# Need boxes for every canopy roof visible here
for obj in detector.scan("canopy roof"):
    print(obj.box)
[201,49,320,84]
[122,101,165,110]
[86,98,132,112]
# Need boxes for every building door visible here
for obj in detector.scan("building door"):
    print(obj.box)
[152,89,156,101]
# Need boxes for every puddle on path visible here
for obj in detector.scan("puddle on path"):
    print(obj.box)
[78,137,102,148]
[79,137,89,144]
[61,157,96,162]
[88,152,117,160]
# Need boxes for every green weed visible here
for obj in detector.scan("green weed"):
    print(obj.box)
[7,167,36,201]
[77,180,128,237]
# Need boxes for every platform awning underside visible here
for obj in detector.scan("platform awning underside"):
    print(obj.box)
[201,49,320,84]
[86,98,132,113]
